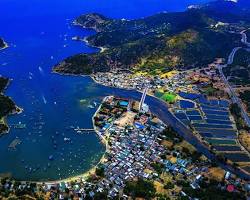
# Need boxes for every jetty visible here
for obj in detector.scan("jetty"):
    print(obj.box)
[10,122,26,129]
[74,128,95,134]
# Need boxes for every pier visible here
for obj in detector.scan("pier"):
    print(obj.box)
[74,128,95,133]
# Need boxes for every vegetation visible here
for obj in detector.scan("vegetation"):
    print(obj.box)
[230,103,247,130]
[163,182,175,190]
[224,49,250,86]
[239,131,250,153]
[182,179,246,200]
[201,84,219,96]
[160,127,183,144]
[240,90,250,112]
[161,92,177,104]
[95,166,105,177]
[54,7,243,75]
[151,162,165,175]
[124,178,156,199]
[0,77,16,134]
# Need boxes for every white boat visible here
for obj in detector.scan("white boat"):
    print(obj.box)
[87,105,94,109]
[64,137,71,141]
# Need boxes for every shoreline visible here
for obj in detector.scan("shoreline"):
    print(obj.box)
[0,78,23,135]
[35,97,108,185]
[2,18,249,184]
[0,41,9,50]
[73,20,108,53]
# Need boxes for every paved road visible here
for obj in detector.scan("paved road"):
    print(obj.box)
[105,86,250,180]
[241,30,250,48]
[217,31,250,127]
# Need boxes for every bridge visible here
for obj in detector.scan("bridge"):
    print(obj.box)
[139,87,148,112]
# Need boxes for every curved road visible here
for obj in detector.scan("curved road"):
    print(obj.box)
[105,85,250,180]
[217,31,250,127]
[100,30,250,180]
[241,30,250,48]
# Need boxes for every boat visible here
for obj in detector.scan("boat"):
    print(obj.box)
[48,155,54,160]
[87,104,94,109]
[64,137,71,142]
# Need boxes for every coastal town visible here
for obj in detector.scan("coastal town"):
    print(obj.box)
[1,27,250,200]
[1,93,250,199]
[2,0,250,199]
[92,62,250,173]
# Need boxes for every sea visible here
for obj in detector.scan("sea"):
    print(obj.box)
[0,0,210,181]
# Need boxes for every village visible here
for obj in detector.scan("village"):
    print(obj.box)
[2,93,250,199]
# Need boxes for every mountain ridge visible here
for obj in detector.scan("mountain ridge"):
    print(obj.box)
[53,0,250,75]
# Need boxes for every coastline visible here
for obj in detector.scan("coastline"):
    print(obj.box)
[73,21,108,53]
[0,41,8,50]
[37,97,108,185]
[0,78,23,136]
[12,16,250,183]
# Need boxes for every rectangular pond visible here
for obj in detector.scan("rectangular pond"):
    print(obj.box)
[206,139,237,145]
[213,145,242,152]
[224,153,250,162]
[202,110,229,116]
[199,132,237,139]
[188,115,203,121]
[196,128,236,134]
[206,119,232,125]
[206,115,230,121]
[186,110,201,116]
[193,123,233,129]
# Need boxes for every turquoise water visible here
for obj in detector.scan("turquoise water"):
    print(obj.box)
[0,0,211,181]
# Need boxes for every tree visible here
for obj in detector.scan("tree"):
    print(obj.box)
[164,182,174,190]
[124,179,156,199]
[95,166,105,177]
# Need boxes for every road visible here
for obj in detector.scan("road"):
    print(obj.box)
[104,86,250,179]
[217,31,250,127]
[241,30,250,48]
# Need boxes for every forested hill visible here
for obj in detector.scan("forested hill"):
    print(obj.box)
[53,0,250,75]
[199,0,250,23]
[0,77,17,134]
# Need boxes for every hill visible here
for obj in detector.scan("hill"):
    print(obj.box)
[0,77,17,134]
[53,0,250,75]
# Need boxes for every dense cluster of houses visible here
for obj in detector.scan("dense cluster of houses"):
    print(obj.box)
[93,71,165,91]
[92,66,224,100]
[92,96,167,197]
[102,124,166,197]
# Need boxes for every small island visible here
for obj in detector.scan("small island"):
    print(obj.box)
[0,38,8,50]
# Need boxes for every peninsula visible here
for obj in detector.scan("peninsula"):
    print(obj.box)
[0,77,19,134]
[53,1,250,75]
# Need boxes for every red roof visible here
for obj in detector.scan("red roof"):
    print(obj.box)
[227,184,235,192]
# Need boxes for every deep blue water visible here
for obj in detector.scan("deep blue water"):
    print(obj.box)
[0,0,211,181]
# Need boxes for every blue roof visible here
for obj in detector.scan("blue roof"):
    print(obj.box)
[119,101,129,106]
[134,122,145,129]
